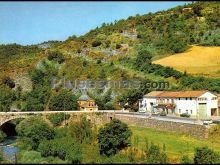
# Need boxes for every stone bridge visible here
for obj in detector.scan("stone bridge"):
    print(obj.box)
[0,110,117,126]
[0,111,216,140]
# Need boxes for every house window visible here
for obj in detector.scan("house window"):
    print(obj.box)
[212,97,217,100]
[190,110,192,114]
[179,109,181,113]
[186,98,188,100]
[190,98,192,100]
[186,110,188,114]
[179,98,180,100]
[198,97,207,101]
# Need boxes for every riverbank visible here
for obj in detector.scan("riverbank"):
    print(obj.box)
[0,136,19,163]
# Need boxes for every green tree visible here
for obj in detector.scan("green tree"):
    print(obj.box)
[69,116,93,144]
[47,113,70,126]
[146,143,168,164]
[98,119,132,156]
[0,85,16,112]
[134,48,152,69]
[16,116,55,150]
[49,90,79,111]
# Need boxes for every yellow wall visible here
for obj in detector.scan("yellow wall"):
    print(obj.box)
[78,99,98,111]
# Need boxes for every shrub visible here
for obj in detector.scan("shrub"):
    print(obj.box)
[38,137,82,163]
[47,50,65,64]
[116,44,122,49]
[0,130,6,142]
[2,76,15,88]
[92,40,102,47]
[98,119,132,156]
[47,113,70,126]
[194,146,220,164]
[180,113,190,118]
[146,144,168,164]
[181,154,193,164]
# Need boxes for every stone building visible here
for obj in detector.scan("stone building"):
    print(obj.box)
[78,91,98,111]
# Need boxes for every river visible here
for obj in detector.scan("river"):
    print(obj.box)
[0,136,20,163]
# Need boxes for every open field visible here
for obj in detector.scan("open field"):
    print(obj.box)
[153,46,220,78]
[130,125,220,163]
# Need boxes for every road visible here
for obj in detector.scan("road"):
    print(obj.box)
[0,110,217,125]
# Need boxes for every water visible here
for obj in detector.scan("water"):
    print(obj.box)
[0,136,19,162]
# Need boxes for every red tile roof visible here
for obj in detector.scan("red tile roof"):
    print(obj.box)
[144,90,210,98]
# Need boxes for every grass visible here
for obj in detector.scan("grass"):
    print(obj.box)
[153,45,220,78]
[130,125,220,163]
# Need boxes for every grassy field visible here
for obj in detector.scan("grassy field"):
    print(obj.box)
[153,46,220,78]
[130,125,220,163]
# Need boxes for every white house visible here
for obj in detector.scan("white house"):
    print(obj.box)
[139,90,218,119]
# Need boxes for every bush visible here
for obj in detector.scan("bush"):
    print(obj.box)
[146,143,168,164]
[47,113,70,126]
[98,119,132,156]
[47,50,65,64]
[0,130,6,142]
[181,154,193,164]
[180,113,190,118]
[92,40,102,47]
[116,44,122,49]
[38,137,82,163]
[2,77,15,88]
[194,146,220,164]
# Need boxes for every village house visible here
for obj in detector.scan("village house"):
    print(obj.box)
[78,91,98,111]
[139,90,218,119]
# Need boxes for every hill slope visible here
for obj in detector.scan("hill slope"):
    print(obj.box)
[0,2,220,112]
[153,46,220,78]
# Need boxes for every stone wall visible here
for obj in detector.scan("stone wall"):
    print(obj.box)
[65,112,210,140]
[0,112,212,140]
[113,115,209,140]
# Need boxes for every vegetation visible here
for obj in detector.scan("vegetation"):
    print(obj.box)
[0,85,16,112]
[0,130,6,142]
[146,143,168,164]
[69,116,94,144]
[154,46,220,78]
[2,76,15,88]
[194,146,220,164]
[47,50,65,64]
[48,90,79,111]
[98,119,132,156]
[16,116,55,149]
[47,113,70,126]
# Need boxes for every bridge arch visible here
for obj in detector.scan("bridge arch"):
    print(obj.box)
[0,115,29,127]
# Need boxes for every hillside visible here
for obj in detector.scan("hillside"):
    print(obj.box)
[0,1,220,112]
[153,45,220,78]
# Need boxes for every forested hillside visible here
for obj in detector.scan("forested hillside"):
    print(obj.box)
[0,1,219,112]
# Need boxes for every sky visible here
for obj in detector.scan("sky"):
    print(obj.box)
[0,1,190,45]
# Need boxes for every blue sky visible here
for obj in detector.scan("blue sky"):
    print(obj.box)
[0,1,190,45]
